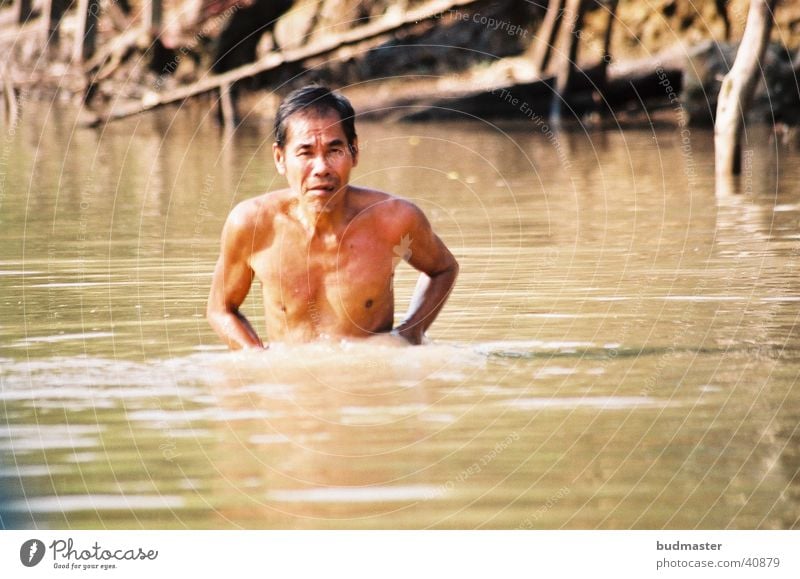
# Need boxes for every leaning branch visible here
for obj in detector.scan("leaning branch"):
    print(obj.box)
[84,0,488,126]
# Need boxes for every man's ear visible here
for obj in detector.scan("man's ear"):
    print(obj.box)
[350,137,359,167]
[273,143,286,175]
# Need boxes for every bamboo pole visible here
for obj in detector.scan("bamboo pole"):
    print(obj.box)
[2,68,19,125]
[528,0,564,75]
[16,0,34,24]
[73,0,101,62]
[219,83,238,129]
[42,0,70,56]
[142,0,163,37]
[550,0,585,122]
[599,0,617,83]
[714,0,778,178]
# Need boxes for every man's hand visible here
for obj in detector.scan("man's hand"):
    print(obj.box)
[391,324,424,345]
[391,201,459,344]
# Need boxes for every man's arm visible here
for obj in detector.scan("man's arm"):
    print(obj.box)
[207,205,265,350]
[392,202,459,345]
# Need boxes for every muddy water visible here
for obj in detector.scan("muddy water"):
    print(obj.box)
[1,105,799,529]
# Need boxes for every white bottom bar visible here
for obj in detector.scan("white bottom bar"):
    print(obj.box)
[1,531,798,578]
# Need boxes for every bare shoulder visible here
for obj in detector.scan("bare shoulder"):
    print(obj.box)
[349,186,427,233]
[227,189,291,227]
[222,189,292,248]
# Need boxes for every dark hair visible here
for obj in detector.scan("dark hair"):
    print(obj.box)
[273,85,357,151]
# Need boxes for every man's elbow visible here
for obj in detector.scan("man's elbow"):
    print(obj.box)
[432,257,458,293]
[447,257,460,283]
[428,259,459,284]
[451,258,460,277]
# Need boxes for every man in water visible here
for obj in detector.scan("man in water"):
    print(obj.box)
[207,85,459,348]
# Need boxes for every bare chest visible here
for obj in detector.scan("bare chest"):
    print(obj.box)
[251,227,396,332]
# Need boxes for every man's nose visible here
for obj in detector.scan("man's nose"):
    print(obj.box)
[311,153,331,175]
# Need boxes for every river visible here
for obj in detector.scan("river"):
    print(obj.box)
[1,103,799,529]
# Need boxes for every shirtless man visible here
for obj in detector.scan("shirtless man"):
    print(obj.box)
[207,85,459,348]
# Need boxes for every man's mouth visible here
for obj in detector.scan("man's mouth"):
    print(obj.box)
[307,184,336,195]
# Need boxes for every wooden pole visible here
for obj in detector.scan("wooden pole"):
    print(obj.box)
[16,0,34,24]
[42,0,70,56]
[2,68,19,126]
[550,0,584,122]
[219,83,238,129]
[528,0,564,75]
[73,0,100,62]
[714,0,777,178]
[715,0,732,41]
[599,0,617,83]
[143,0,163,37]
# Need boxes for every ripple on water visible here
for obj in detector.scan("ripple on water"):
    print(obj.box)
[8,494,185,513]
[475,340,601,359]
[0,342,485,401]
[0,355,225,402]
[500,396,678,411]
[12,332,115,347]
[0,465,71,477]
[248,432,331,445]
[338,403,431,425]
[0,424,105,452]
[0,425,103,437]
[218,341,485,379]
[125,408,277,424]
[266,485,438,503]
[0,437,99,451]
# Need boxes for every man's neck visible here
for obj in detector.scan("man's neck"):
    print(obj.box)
[294,187,350,239]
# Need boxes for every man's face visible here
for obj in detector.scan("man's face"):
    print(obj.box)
[273,110,358,212]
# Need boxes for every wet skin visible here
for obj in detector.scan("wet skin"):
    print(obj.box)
[207,111,459,348]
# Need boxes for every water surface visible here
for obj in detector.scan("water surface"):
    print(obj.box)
[1,104,799,529]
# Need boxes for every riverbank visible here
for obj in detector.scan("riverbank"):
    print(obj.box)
[2,0,800,127]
